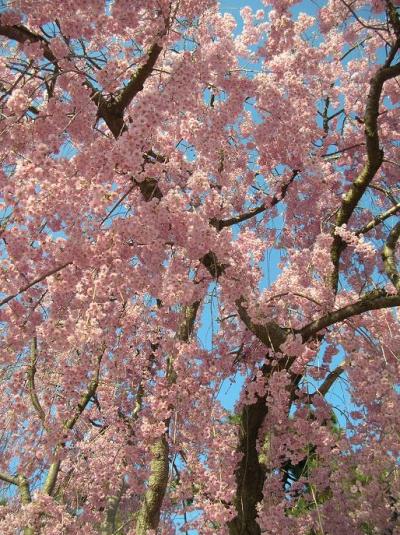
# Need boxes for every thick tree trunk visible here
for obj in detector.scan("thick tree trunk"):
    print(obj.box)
[135,435,170,534]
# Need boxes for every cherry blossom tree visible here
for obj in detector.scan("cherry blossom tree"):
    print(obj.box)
[0,0,399,533]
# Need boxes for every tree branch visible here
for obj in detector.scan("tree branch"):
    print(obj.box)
[235,297,288,351]
[100,480,127,535]
[0,261,72,308]
[356,203,400,234]
[115,44,163,111]
[27,337,46,425]
[0,471,18,485]
[210,170,298,231]
[330,56,400,291]
[135,435,169,535]
[43,351,103,496]
[382,220,400,291]
[312,361,346,398]
[299,289,400,340]
[94,37,165,138]
[0,18,164,140]
[340,0,389,32]
[0,22,57,64]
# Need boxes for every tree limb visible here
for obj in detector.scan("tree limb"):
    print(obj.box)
[235,297,288,351]
[43,351,103,496]
[382,220,400,291]
[356,203,400,235]
[115,43,163,111]
[0,22,57,64]
[210,170,298,231]
[0,18,164,140]
[0,261,72,308]
[0,471,18,485]
[27,337,46,425]
[299,289,400,340]
[312,361,346,398]
[330,55,400,291]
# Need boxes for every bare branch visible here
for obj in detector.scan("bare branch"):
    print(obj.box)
[340,0,389,32]
[210,203,267,231]
[322,143,365,159]
[340,37,371,62]
[100,183,136,227]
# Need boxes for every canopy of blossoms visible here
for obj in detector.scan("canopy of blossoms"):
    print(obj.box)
[0,0,399,534]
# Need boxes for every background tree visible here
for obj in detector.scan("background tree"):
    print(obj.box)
[0,0,399,533]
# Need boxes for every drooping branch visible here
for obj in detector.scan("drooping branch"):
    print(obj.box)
[0,261,72,308]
